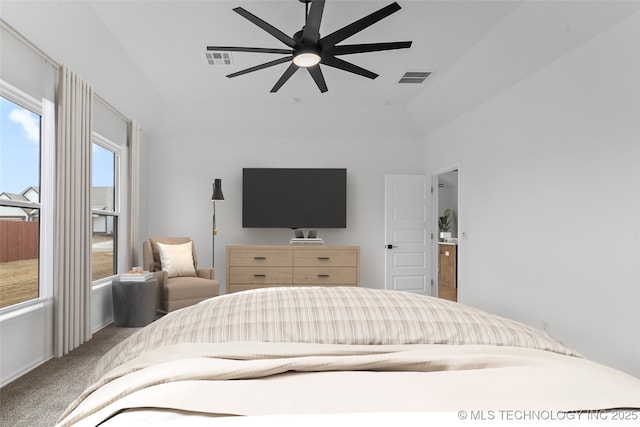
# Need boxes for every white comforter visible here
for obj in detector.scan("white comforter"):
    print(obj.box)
[57,287,640,426]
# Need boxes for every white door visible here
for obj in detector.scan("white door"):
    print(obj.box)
[384,175,431,295]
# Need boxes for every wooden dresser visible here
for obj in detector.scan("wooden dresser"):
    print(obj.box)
[226,245,360,294]
[438,243,457,302]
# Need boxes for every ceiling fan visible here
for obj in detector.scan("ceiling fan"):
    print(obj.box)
[207,0,412,93]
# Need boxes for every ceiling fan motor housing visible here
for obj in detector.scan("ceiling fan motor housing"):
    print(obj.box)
[206,1,412,92]
[293,29,321,67]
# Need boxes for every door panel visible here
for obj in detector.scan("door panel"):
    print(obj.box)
[393,228,427,244]
[384,175,431,295]
[393,205,425,220]
[393,252,426,268]
[393,276,429,291]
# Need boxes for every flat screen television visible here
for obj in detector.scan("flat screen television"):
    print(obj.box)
[242,168,347,228]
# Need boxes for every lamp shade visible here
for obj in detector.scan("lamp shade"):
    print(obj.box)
[211,179,224,201]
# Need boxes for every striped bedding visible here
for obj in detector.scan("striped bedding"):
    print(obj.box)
[57,287,639,426]
[90,286,578,382]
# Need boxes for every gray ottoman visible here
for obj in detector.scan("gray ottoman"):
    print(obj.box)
[112,278,157,327]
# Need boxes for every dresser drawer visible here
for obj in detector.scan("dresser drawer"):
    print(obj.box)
[294,267,357,285]
[228,284,286,294]
[293,248,357,267]
[227,245,360,293]
[229,266,293,284]
[228,248,293,266]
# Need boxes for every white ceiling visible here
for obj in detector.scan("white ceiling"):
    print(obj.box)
[1,1,639,138]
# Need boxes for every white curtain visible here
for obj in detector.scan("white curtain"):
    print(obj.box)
[54,64,93,356]
[128,120,141,267]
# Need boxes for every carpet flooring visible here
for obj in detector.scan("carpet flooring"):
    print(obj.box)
[0,324,139,427]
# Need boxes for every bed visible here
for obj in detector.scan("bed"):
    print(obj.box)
[57,286,640,426]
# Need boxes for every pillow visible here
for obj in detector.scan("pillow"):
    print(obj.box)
[157,241,196,278]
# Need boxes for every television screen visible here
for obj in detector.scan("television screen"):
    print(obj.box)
[242,168,347,228]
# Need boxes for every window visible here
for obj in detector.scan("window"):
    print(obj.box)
[92,135,120,281]
[0,95,41,308]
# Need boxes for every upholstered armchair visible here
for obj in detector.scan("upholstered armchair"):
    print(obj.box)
[142,237,220,313]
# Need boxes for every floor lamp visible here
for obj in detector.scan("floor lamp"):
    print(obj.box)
[211,179,224,268]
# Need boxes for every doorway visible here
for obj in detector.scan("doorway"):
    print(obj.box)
[433,167,459,302]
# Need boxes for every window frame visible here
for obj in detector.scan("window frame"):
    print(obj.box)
[0,80,54,313]
[91,132,121,284]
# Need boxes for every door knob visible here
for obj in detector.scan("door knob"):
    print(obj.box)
[386,244,396,249]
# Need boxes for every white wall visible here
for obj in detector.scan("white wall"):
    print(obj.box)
[0,301,53,387]
[141,136,424,291]
[421,13,640,377]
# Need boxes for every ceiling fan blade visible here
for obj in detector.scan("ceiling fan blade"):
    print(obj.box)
[307,65,328,93]
[227,56,293,78]
[320,2,402,48]
[327,41,412,56]
[233,7,296,48]
[321,56,378,80]
[271,63,299,92]
[207,46,292,55]
[302,0,325,45]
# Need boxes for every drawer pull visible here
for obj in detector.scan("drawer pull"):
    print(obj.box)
[317,274,330,278]
[317,257,330,260]
[254,256,266,260]
[254,274,266,277]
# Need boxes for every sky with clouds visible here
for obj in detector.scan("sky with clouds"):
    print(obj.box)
[0,96,40,194]
[1,96,114,197]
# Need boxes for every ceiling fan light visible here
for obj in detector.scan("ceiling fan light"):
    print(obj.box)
[293,52,321,68]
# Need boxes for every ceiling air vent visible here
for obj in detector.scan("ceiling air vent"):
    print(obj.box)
[205,51,234,65]
[398,71,431,84]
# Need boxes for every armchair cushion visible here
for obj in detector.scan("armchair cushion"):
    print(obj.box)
[164,276,221,313]
[149,237,197,272]
[157,241,197,278]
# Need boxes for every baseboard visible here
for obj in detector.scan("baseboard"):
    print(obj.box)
[0,355,53,388]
